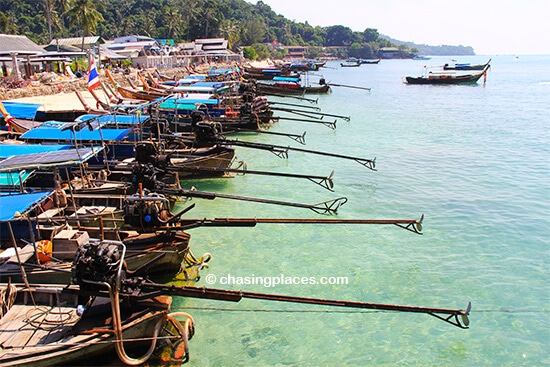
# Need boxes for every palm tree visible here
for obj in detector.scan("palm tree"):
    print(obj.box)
[180,0,200,41]
[44,0,70,41]
[65,0,105,50]
[44,0,53,41]
[201,2,220,38]
[162,5,183,40]
[219,19,239,50]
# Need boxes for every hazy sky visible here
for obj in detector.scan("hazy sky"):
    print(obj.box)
[249,0,548,55]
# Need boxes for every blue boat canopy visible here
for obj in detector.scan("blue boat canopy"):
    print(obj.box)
[0,144,72,159]
[173,86,217,93]
[0,191,53,221]
[2,101,42,119]
[192,81,230,88]
[0,171,34,187]
[0,146,104,172]
[75,114,149,125]
[208,68,234,75]
[162,97,219,106]
[21,124,133,142]
[273,76,301,82]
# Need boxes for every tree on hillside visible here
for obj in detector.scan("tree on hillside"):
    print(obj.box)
[242,46,258,60]
[240,18,266,45]
[0,12,15,34]
[349,42,362,58]
[199,1,223,38]
[251,43,270,59]
[363,28,379,43]
[325,25,354,46]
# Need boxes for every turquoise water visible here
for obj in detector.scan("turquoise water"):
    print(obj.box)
[170,55,549,366]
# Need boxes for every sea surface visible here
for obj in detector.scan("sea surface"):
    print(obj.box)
[167,55,549,366]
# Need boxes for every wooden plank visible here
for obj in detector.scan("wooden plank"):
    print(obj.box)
[5,244,35,264]
[1,305,47,348]
[37,207,65,219]
[27,306,79,346]
[1,305,77,348]
[0,304,33,346]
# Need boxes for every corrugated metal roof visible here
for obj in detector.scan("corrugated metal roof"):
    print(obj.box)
[0,34,45,55]
[44,44,83,52]
[195,38,225,44]
[47,36,101,50]
[48,36,100,45]
[98,46,127,60]
[108,41,157,50]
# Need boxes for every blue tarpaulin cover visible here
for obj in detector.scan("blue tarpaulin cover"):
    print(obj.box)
[75,114,149,125]
[0,191,52,221]
[2,102,42,119]
[273,76,300,82]
[0,144,72,158]
[21,125,132,141]
[191,82,229,88]
[160,97,218,109]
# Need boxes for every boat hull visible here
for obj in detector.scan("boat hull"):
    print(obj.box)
[404,73,484,84]
[256,83,330,94]
[0,231,192,284]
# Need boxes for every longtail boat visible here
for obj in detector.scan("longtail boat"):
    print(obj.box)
[0,101,43,133]
[404,64,490,85]
[341,60,361,67]
[443,58,491,70]
[0,240,196,366]
[255,76,331,94]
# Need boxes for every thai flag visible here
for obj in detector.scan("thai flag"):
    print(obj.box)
[87,57,100,91]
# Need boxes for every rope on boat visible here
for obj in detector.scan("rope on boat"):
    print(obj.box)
[25,305,80,330]
[178,249,212,282]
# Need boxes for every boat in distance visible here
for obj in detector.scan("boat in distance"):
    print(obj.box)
[443,59,491,71]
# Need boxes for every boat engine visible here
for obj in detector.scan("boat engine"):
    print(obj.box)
[135,141,171,168]
[123,193,171,229]
[72,241,124,291]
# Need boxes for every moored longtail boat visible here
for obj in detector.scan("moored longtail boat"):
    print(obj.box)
[255,77,331,94]
[404,64,490,85]
[0,101,43,133]
[0,240,196,366]
[443,58,491,70]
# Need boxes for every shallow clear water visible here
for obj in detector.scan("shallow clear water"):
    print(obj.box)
[167,55,549,366]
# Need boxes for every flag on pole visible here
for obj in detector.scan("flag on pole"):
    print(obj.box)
[87,57,100,91]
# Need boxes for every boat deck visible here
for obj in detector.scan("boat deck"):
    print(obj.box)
[0,303,80,349]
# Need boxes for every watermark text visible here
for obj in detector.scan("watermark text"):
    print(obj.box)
[204,273,349,288]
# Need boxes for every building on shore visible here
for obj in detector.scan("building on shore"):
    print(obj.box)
[105,35,241,69]
[0,33,242,83]
[0,34,81,79]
